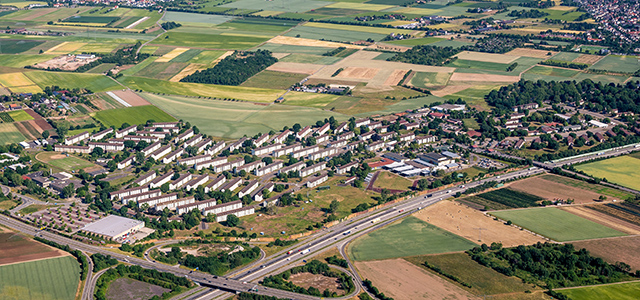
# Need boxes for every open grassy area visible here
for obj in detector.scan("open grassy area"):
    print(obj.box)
[220,0,330,13]
[241,70,307,89]
[410,72,451,88]
[284,25,387,42]
[372,171,413,191]
[280,92,340,108]
[575,155,640,191]
[405,253,537,296]
[525,65,580,77]
[559,282,640,300]
[7,110,34,122]
[448,59,512,72]
[348,216,477,261]
[152,32,270,50]
[0,39,45,54]
[25,71,120,92]
[0,123,26,144]
[37,152,97,172]
[384,37,444,46]
[92,105,176,128]
[589,55,640,74]
[490,207,627,242]
[0,256,80,300]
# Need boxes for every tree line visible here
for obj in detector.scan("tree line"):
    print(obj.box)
[180,50,277,86]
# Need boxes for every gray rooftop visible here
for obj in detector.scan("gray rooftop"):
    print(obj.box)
[82,215,143,238]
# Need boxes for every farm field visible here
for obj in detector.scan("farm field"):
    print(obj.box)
[280,92,340,108]
[468,188,544,209]
[575,155,640,191]
[506,175,609,204]
[383,37,444,46]
[284,26,388,43]
[589,55,640,73]
[559,281,640,300]
[152,32,270,50]
[0,123,26,144]
[161,11,234,24]
[414,200,544,247]
[354,258,476,300]
[539,174,633,199]
[92,105,176,128]
[278,53,341,65]
[25,71,121,92]
[0,54,56,68]
[410,72,451,89]
[7,110,34,122]
[141,93,347,138]
[561,206,640,235]
[490,207,627,242]
[525,65,580,77]
[36,152,98,172]
[220,0,331,13]
[572,236,640,271]
[240,70,306,89]
[348,216,477,261]
[0,256,80,300]
[0,39,44,54]
[0,232,66,265]
[405,253,538,296]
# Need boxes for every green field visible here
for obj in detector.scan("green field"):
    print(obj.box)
[25,71,120,92]
[279,53,341,65]
[0,54,55,68]
[7,110,33,122]
[348,216,477,261]
[526,65,580,77]
[490,207,626,242]
[45,155,96,171]
[0,123,26,144]
[142,93,348,138]
[448,59,512,72]
[153,32,270,50]
[63,15,120,23]
[258,43,334,55]
[572,72,629,84]
[284,26,387,42]
[169,49,202,63]
[410,72,451,88]
[384,37,444,46]
[0,39,45,54]
[220,0,331,12]
[162,11,234,24]
[133,62,188,80]
[575,155,640,190]
[120,76,283,101]
[559,282,640,300]
[86,63,116,74]
[540,8,587,21]
[551,52,582,62]
[93,105,176,128]
[281,92,340,108]
[241,70,307,89]
[187,50,226,64]
[0,256,80,300]
[589,55,640,74]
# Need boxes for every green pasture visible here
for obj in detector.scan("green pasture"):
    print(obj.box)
[46,155,96,172]
[384,37,444,46]
[284,26,387,42]
[559,282,640,300]
[258,43,334,55]
[575,155,640,191]
[152,32,269,50]
[133,62,188,80]
[540,8,586,21]
[162,11,234,24]
[428,39,475,48]
[63,15,119,24]
[169,49,202,63]
[356,95,443,116]
[77,43,120,54]
[85,63,116,74]
[539,174,633,200]
[522,73,575,82]
[348,216,477,261]
[551,52,582,62]
[0,39,44,54]
[526,65,580,77]
[410,72,451,88]
[221,0,331,12]
[589,55,640,74]
[448,59,512,72]
[0,54,54,68]
[0,256,80,300]
[188,50,226,65]
[372,52,395,60]
[490,207,626,242]
[25,71,120,92]
[142,93,347,138]
[219,18,298,34]
[279,53,341,65]
[120,76,283,101]
[7,110,33,122]
[92,105,176,128]
[241,70,307,89]
[119,57,156,77]
[0,123,26,144]
[276,12,328,20]
[281,92,340,108]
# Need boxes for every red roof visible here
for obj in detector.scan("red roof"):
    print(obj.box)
[367,158,394,169]
[467,130,482,137]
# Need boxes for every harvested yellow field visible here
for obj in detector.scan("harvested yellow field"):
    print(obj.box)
[455,51,519,64]
[335,67,379,80]
[170,63,207,82]
[506,48,555,58]
[251,10,282,17]
[325,2,393,11]
[449,72,520,83]
[430,84,472,97]
[573,54,602,64]
[44,42,86,55]
[268,36,364,49]
[267,62,324,74]
[10,85,42,94]
[0,73,37,87]
[384,69,409,85]
[156,47,189,62]
[305,22,414,35]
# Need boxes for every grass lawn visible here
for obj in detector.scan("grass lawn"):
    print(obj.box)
[0,256,80,300]
[278,54,341,65]
[405,253,537,295]
[40,154,96,172]
[92,105,176,128]
[372,171,413,191]
[0,199,18,210]
[258,43,334,55]
[0,39,45,54]
[575,155,640,191]
[0,123,26,144]
[559,282,640,300]
[589,55,640,74]
[490,207,627,242]
[348,216,477,261]
[284,25,387,42]
[19,204,50,215]
[448,59,512,72]
[241,70,307,90]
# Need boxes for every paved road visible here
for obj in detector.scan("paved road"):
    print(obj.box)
[80,250,94,300]
[4,184,49,215]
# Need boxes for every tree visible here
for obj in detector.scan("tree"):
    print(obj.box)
[61,183,75,198]
[226,214,240,227]
[328,200,339,213]
[42,131,49,139]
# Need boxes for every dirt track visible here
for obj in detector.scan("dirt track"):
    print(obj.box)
[415,200,544,247]
[355,258,477,300]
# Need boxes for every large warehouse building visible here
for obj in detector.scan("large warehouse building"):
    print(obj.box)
[81,215,144,242]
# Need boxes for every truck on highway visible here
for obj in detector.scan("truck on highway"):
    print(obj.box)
[371,218,380,224]
[300,249,310,254]
[343,230,351,235]
[286,251,293,255]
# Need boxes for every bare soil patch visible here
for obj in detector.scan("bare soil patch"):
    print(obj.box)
[449,73,520,83]
[268,36,364,49]
[106,277,170,300]
[507,176,604,204]
[572,236,640,271]
[0,232,67,266]
[267,62,324,74]
[430,84,472,97]
[506,48,555,58]
[560,206,640,235]
[415,200,544,247]
[573,54,602,65]
[383,69,408,86]
[110,90,150,106]
[335,67,379,80]
[33,55,100,71]
[289,272,344,295]
[355,258,477,300]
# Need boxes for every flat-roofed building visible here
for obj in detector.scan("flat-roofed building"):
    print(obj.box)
[315,123,330,136]
[133,172,156,187]
[176,129,194,143]
[194,139,212,153]
[117,156,135,169]
[88,142,124,152]
[115,125,136,138]
[178,154,211,166]
[291,145,319,159]
[90,128,113,141]
[215,206,255,222]
[155,197,195,211]
[150,145,171,160]
[183,134,203,148]
[142,142,161,156]
[54,145,91,154]
[366,141,385,152]
[110,186,148,201]
[185,175,209,191]
[121,189,162,204]
[336,161,358,175]
[214,159,244,173]
[253,133,269,146]
[296,126,313,139]
[306,173,328,188]
[205,141,225,156]
[278,161,305,175]
[308,147,340,160]
[64,131,89,145]
[163,148,184,164]
[176,198,217,215]
[235,161,265,174]
[81,215,145,242]
[203,200,243,216]
[253,143,282,156]
[270,130,291,144]
[137,193,179,208]
[220,178,242,192]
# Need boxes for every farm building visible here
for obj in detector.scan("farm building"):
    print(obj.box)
[81,215,145,242]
